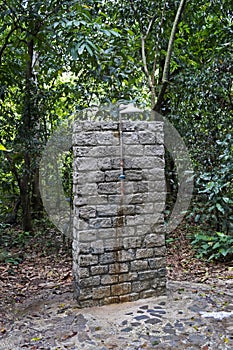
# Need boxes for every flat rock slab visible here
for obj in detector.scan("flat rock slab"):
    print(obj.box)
[0,281,232,349]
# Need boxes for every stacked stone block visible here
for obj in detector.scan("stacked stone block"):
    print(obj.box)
[73,121,166,307]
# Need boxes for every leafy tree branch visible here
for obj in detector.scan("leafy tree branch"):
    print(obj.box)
[0,26,18,65]
[154,0,186,112]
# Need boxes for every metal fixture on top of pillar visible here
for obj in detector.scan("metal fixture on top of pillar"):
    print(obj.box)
[118,104,143,196]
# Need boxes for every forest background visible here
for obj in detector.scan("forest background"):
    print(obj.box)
[0,0,232,263]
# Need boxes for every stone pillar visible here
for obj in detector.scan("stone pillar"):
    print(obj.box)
[73,121,166,307]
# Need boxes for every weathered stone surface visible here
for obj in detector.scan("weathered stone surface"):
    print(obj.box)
[112,216,127,228]
[78,287,93,301]
[109,262,129,274]
[122,121,148,131]
[143,234,165,248]
[73,121,166,307]
[73,146,90,157]
[136,225,151,236]
[97,182,119,195]
[157,268,167,278]
[136,248,154,259]
[126,215,145,226]
[90,265,108,275]
[138,131,156,144]
[123,237,141,249]
[97,228,116,240]
[78,267,90,278]
[148,257,166,269]
[92,286,111,299]
[144,144,164,156]
[131,260,148,272]
[111,282,131,296]
[122,132,139,144]
[124,170,144,181]
[99,252,116,264]
[108,194,122,204]
[101,121,119,130]
[149,180,166,192]
[132,280,151,293]
[154,246,166,256]
[91,146,119,157]
[77,220,89,231]
[79,207,96,219]
[74,132,97,146]
[101,274,119,285]
[116,249,135,262]
[85,195,108,205]
[98,158,113,170]
[125,145,144,156]
[140,289,157,299]
[80,276,100,288]
[145,168,165,181]
[96,131,119,145]
[79,254,98,267]
[103,296,120,304]
[119,293,139,302]
[124,157,143,169]
[138,271,158,281]
[103,238,123,251]
[90,240,104,254]
[118,272,138,283]
[78,243,91,254]
[120,226,136,237]
[74,121,101,132]
[89,218,112,229]
[156,131,164,144]
[105,170,121,182]
[78,183,98,195]
[97,204,118,216]
[79,230,97,242]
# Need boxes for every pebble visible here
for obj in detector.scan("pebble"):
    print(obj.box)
[134,315,150,320]
[145,318,162,325]
[121,327,132,332]
[130,322,141,327]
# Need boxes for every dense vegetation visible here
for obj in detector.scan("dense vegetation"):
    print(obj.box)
[0,0,232,261]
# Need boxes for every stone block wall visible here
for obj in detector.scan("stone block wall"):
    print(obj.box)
[73,121,166,307]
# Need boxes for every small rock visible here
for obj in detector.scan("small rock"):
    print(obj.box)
[139,305,149,310]
[131,322,141,327]
[145,318,162,325]
[121,327,133,332]
[134,315,150,321]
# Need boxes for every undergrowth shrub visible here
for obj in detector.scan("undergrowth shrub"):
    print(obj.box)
[191,231,233,262]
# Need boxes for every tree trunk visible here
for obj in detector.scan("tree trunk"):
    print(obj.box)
[20,153,33,231]
[153,0,187,113]
[31,166,43,218]
[20,38,34,232]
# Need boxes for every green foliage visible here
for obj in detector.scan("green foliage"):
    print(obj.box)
[190,134,233,233]
[0,0,127,230]
[0,223,29,264]
[0,0,232,238]
[191,231,233,262]
[0,219,71,265]
[166,1,233,233]
[0,223,30,249]
[61,150,74,205]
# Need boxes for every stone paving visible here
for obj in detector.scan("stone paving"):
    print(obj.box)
[1,281,232,349]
